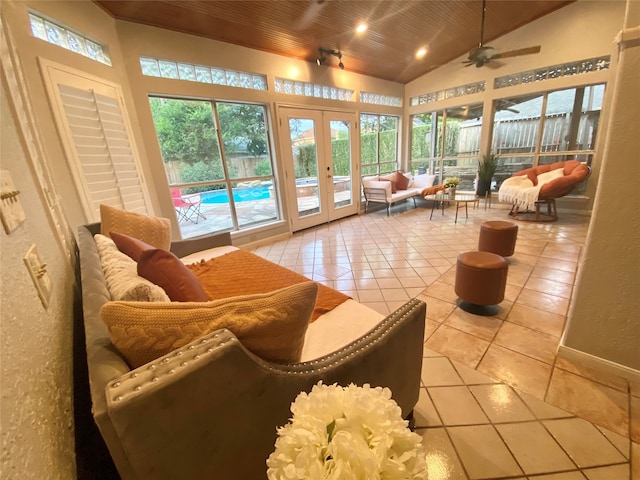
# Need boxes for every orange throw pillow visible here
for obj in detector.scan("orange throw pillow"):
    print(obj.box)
[138,248,209,302]
[395,171,411,190]
[110,231,154,262]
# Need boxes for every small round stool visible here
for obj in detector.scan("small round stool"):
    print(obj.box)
[455,251,508,315]
[478,221,518,257]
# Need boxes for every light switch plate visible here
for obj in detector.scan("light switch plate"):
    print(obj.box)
[1,170,26,234]
[23,244,52,309]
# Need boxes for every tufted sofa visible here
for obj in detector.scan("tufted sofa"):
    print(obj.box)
[76,222,426,480]
[499,159,591,221]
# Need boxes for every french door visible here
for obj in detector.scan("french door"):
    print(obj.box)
[278,107,358,232]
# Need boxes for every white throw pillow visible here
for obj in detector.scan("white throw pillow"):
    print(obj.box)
[536,167,564,187]
[412,173,436,189]
[94,234,170,302]
[362,175,380,188]
[364,180,392,200]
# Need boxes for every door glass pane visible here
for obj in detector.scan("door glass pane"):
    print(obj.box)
[149,97,224,184]
[330,120,352,208]
[289,118,320,217]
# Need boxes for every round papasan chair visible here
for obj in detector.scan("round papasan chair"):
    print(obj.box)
[498,159,591,222]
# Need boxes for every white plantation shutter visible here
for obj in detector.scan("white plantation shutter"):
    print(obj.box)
[39,59,150,221]
[58,84,147,216]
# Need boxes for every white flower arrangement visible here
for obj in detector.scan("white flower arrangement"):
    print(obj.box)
[266,382,428,480]
[443,177,460,188]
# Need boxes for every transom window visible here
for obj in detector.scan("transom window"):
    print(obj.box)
[140,57,266,90]
[29,11,111,66]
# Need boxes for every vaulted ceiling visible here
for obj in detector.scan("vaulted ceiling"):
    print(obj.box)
[95,0,574,84]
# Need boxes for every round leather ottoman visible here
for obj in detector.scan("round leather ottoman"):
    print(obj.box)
[455,251,508,315]
[478,221,518,257]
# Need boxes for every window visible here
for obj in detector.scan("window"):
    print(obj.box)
[360,114,399,175]
[410,102,483,191]
[140,57,266,90]
[29,11,111,66]
[492,84,604,194]
[274,78,353,101]
[149,97,279,238]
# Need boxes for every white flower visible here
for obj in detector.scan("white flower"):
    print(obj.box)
[267,382,428,480]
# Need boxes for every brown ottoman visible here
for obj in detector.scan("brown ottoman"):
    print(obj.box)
[478,221,518,257]
[455,251,508,315]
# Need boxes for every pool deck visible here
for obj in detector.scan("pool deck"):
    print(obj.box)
[177,191,352,239]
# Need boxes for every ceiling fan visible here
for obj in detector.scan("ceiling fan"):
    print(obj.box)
[295,0,327,30]
[463,0,541,68]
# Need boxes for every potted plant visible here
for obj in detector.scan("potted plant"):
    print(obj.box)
[477,152,498,197]
[443,176,460,198]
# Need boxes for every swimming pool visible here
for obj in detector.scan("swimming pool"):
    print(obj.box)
[201,186,272,204]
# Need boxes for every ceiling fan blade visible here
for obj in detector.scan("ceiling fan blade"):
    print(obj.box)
[484,60,504,69]
[492,46,541,60]
[295,0,327,30]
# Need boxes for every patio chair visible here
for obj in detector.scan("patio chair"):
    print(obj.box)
[498,160,591,222]
[171,188,206,224]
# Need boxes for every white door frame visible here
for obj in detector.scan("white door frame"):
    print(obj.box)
[277,105,359,232]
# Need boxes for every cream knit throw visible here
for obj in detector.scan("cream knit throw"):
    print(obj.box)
[498,175,540,211]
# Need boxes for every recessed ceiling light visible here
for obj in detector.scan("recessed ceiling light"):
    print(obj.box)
[356,23,368,34]
[415,47,428,59]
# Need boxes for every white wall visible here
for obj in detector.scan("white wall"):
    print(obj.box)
[0,71,76,478]
[404,0,627,212]
[561,0,640,371]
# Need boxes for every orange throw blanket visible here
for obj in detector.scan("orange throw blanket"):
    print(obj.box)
[187,249,350,321]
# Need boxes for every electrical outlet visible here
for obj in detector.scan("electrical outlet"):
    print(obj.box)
[23,244,52,309]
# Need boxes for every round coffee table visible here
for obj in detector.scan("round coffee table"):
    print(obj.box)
[426,192,478,223]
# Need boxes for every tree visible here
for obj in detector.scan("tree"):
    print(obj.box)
[217,103,268,157]
[149,97,221,165]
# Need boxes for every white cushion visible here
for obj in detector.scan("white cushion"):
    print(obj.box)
[536,167,564,187]
[94,234,170,302]
[402,172,414,188]
[362,175,379,188]
[412,173,436,189]
[364,181,392,201]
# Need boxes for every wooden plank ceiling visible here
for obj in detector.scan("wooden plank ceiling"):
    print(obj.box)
[95,0,573,84]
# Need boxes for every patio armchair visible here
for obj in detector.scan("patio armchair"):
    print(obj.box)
[171,188,206,224]
[498,159,591,222]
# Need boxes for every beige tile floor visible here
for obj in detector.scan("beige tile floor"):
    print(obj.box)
[250,199,639,480]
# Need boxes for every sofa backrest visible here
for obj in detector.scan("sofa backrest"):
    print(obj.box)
[77,224,137,478]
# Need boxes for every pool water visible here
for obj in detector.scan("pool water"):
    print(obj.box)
[201,186,271,204]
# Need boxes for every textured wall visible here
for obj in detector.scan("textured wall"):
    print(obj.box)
[563,0,640,370]
[0,79,77,476]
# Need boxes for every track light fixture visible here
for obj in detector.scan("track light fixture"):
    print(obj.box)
[317,48,345,70]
